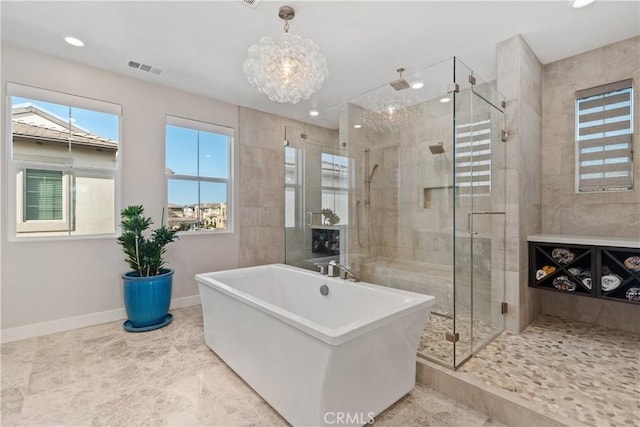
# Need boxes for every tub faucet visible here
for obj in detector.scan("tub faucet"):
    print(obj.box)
[314,262,329,275]
[329,261,359,282]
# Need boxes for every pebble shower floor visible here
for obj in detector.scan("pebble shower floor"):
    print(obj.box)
[459,314,640,426]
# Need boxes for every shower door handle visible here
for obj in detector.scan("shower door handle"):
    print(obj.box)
[306,211,325,227]
[467,211,506,234]
[467,213,478,235]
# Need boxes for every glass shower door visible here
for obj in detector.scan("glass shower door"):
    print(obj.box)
[453,59,506,368]
[284,125,348,271]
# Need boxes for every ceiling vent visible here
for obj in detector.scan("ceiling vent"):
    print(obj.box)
[238,0,262,8]
[128,60,163,75]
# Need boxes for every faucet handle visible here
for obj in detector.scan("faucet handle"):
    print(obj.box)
[314,262,329,275]
[327,261,339,277]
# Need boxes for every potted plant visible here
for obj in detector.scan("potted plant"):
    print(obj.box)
[321,208,340,225]
[117,205,178,332]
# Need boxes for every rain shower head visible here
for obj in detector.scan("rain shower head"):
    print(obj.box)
[390,67,410,91]
[429,142,445,154]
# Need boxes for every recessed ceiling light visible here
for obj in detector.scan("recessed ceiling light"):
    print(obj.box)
[309,110,320,117]
[440,97,451,103]
[411,81,424,89]
[572,0,595,8]
[64,36,84,47]
[353,124,362,129]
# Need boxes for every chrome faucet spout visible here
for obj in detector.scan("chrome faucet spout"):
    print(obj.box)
[328,261,359,281]
[339,264,359,282]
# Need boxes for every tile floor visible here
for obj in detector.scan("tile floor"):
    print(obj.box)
[459,314,640,427]
[1,305,502,427]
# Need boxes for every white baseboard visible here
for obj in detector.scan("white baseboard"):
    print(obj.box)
[0,295,201,344]
[170,294,201,310]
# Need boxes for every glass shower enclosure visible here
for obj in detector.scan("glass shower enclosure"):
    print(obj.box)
[284,57,507,369]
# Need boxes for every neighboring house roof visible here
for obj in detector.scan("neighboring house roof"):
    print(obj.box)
[12,104,88,133]
[12,121,118,150]
[11,104,118,150]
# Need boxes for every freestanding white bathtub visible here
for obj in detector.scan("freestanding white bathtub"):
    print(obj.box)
[196,263,435,427]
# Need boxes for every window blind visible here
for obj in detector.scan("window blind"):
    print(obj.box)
[25,169,63,221]
[455,118,491,194]
[576,79,633,192]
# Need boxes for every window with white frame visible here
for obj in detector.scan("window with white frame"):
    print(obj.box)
[285,146,301,228]
[8,83,121,238]
[165,116,233,232]
[321,152,349,225]
[455,117,492,194]
[576,79,634,192]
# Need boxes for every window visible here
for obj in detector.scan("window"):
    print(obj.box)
[165,116,233,232]
[285,146,301,228]
[455,117,492,194]
[25,169,63,220]
[8,83,121,238]
[321,153,350,225]
[576,79,634,192]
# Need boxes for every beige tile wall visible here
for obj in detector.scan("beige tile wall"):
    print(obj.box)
[238,107,338,267]
[537,36,640,330]
[497,35,543,332]
[541,36,640,238]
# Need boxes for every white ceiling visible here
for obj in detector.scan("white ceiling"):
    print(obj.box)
[2,1,639,126]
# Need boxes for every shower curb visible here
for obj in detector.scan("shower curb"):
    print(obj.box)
[416,359,573,427]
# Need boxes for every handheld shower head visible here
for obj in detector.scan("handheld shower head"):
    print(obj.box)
[367,164,379,182]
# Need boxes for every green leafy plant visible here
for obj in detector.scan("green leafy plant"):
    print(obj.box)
[117,205,178,277]
[321,208,340,225]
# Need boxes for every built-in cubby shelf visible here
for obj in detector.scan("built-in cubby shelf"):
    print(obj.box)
[528,234,640,305]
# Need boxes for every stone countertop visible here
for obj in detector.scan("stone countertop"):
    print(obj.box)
[527,234,640,248]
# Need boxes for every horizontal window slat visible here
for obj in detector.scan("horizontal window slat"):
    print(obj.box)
[456,171,491,182]
[579,163,632,175]
[456,170,491,181]
[578,106,630,123]
[456,120,491,131]
[456,151,492,160]
[579,120,631,137]
[456,141,491,150]
[455,164,491,174]
[578,134,631,149]
[456,181,490,187]
[579,148,631,162]
[578,92,630,111]
[576,79,632,100]
[456,134,490,144]
[455,154,491,163]
[579,176,632,191]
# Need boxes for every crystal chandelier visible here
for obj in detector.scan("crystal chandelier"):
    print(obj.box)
[243,5,329,104]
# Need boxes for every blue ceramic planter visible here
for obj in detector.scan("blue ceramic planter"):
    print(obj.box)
[123,268,173,330]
